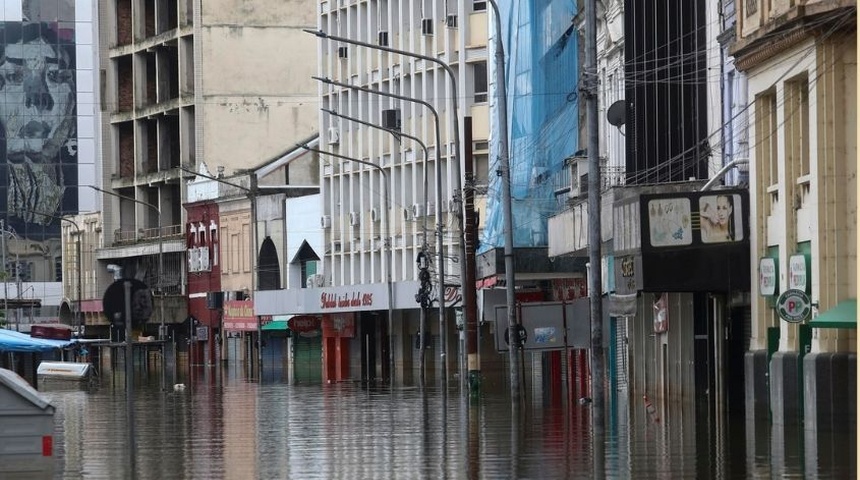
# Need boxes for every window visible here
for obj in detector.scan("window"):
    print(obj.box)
[473,61,488,103]
[745,0,758,16]
[754,89,778,217]
[473,1,487,12]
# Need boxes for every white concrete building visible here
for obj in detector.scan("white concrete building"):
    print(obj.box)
[257,1,494,385]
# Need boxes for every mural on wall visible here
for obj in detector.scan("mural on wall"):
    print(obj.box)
[0,1,78,281]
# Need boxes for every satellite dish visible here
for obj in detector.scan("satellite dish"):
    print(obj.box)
[607,100,627,127]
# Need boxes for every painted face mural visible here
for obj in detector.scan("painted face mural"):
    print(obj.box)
[0,1,79,282]
[1,21,77,226]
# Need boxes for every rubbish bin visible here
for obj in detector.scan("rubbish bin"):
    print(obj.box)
[0,368,56,479]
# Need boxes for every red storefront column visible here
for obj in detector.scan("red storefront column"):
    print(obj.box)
[322,313,356,383]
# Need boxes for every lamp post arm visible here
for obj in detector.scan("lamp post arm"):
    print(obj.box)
[322,108,430,158]
[89,185,160,215]
[314,76,439,120]
[178,165,253,194]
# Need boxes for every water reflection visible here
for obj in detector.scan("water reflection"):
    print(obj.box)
[43,368,854,479]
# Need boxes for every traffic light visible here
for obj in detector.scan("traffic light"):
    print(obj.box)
[415,251,432,309]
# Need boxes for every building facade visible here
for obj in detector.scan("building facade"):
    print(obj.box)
[730,0,856,438]
[0,0,100,330]
[256,0,498,386]
[86,0,318,341]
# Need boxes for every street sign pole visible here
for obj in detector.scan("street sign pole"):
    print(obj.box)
[124,280,136,478]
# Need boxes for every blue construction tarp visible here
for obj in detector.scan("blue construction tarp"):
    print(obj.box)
[481,0,580,252]
[0,329,76,353]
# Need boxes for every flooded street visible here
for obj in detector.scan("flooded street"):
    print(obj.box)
[43,367,853,479]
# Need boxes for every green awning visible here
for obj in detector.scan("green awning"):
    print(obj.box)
[261,320,289,331]
[810,299,857,329]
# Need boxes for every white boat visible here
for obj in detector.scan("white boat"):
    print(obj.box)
[37,361,94,381]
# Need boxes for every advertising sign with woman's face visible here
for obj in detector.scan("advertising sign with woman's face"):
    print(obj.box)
[699,194,743,243]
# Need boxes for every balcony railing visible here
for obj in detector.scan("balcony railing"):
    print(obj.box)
[114,224,184,245]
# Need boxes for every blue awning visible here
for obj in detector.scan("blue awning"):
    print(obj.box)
[0,329,77,353]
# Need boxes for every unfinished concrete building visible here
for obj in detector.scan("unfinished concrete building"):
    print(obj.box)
[91,0,318,338]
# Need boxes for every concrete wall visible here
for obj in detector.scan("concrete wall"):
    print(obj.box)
[199,0,318,175]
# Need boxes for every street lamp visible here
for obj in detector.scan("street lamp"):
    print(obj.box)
[23,210,83,334]
[297,143,396,384]
[306,30,470,386]
[321,107,431,385]
[313,75,452,381]
[89,185,165,339]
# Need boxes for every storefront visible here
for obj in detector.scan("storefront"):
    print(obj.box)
[256,281,420,384]
[222,299,270,370]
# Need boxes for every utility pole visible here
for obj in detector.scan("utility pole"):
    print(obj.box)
[487,0,520,405]
[463,117,480,394]
[1,220,7,330]
[585,0,606,475]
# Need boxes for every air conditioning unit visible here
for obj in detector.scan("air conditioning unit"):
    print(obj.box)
[349,211,361,226]
[381,109,401,130]
[427,202,436,216]
[337,46,349,58]
[446,14,458,28]
[370,207,380,222]
[421,18,434,36]
[378,30,389,46]
[321,215,332,228]
[187,247,200,272]
[412,203,426,218]
[568,157,589,199]
[403,207,414,222]
[327,127,340,145]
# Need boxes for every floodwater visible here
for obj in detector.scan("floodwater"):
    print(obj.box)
[42,367,854,480]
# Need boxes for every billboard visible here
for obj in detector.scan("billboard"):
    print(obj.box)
[1,1,81,282]
[639,189,750,292]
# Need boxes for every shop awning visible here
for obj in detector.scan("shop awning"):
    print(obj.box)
[0,329,77,353]
[810,299,857,329]
[261,320,289,331]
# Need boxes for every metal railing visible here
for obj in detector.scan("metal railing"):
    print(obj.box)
[114,224,183,245]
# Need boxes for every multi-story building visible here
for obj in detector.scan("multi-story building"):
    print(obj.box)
[0,1,100,331]
[256,0,499,385]
[87,0,318,342]
[729,0,856,446]
[548,0,753,428]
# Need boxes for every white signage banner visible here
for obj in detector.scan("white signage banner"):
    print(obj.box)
[759,257,777,296]
[788,255,807,291]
